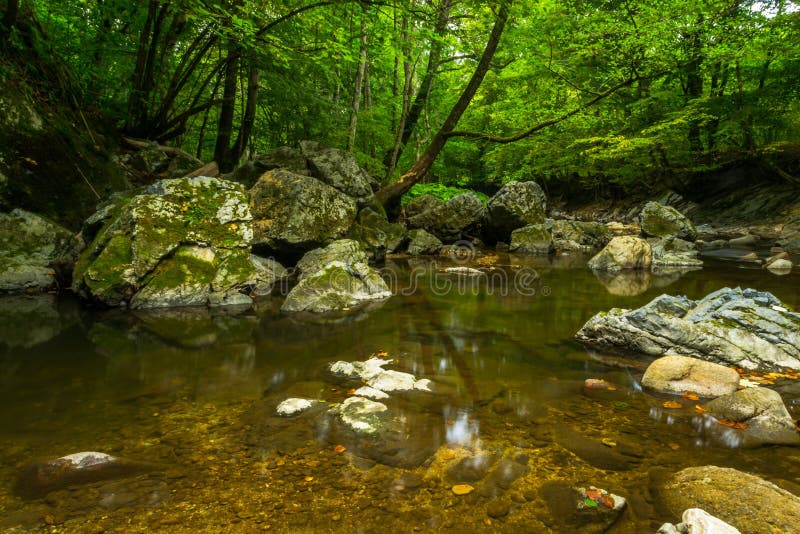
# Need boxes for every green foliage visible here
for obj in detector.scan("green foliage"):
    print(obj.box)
[401,183,490,207]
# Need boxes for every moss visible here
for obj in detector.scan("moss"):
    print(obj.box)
[140,246,218,292]
[83,234,134,303]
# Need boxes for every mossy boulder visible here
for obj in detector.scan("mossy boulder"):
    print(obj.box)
[484,181,547,242]
[406,229,443,255]
[347,207,406,261]
[552,220,612,253]
[300,141,377,203]
[648,237,703,268]
[406,193,484,242]
[226,146,311,188]
[281,261,391,313]
[73,176,284,308]
[0,209,82,293]
[510,224,553,254]
[295,239,369,281]
[249,168,358,253]
[588,236,652,272]
[639,201,697,241]
[404,194,440,220]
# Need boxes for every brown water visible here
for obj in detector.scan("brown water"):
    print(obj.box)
[1,253,799,533]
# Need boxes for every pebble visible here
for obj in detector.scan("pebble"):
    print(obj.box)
[486,499,511,518]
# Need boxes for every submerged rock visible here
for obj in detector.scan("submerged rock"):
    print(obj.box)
[588,236,652,272]
[249,168,357,253]
[281,261,391,313]
[484,181,547,241]
[540,481,627,534]
[16,452,155,499]
[0,209,82,293]
[656,466,800,533]
[639,201,697,241]
[704,387,800,446]
[73,177,280,308]
[276,398,318,417]
[576,287,800,372]
[329,396,389,436]
[509,224,553,254]
[642,355,740,397]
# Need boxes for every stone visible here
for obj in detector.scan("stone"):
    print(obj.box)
[15,452,155,499]
[642,356,740,397]
[680,508,741,534]
[348,208,406,260]
[648,237,703,268]
[249,168,358,252]
[405,228,443,255]
[639,201,697,241]
[407,193,485,242]
[767,258,793,273]
[657,466,800,533]
[705,387,800,446]
[226,146,310,188]
[552,220,612,253]
[295,239,369,280]
[73,177,273,308]
[404,194,440,219]
[0,209,82,293]
[353,386,390,400]
[486,499,511,518]
[509,224,553,254]
[728,234,758,247]
[328,396,389,436]
[447,452,498,482]
[281,261,391,313]
[484,181,547,241]
[540,481,627,534]
[576,287,800,372]
[276,398,317,417]
[300,141,376,202]
[588,236,652,272]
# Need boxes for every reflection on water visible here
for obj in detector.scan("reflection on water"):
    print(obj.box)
[0,255,799,531]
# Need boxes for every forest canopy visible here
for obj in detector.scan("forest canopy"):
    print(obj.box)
[3,0,799,198]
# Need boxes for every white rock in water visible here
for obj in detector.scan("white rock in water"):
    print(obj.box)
[767,259,793,273]
[353,386,390,400]
[330,396,388,435]
[276,398,316,417]
[682,508,741,533]
[443,267,483,275]
[59,452,116,469]
[329,361,357,377]
[356,357,393,380]
[414,378,433,392]
[368,369,417,392]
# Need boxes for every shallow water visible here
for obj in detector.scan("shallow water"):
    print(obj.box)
[1,253,799,532]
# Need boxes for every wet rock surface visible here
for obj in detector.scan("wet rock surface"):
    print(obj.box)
[642,355,740,397]
[552,220,611,253]
[406,193,485,242]
[588,236,652,272]
[509,224,553,254]
[576,287,800,371]
[281,261,391,313]
[705,387,800,446]
[405,228,443,256]
[639,201,697,241]
[484,181,547,242]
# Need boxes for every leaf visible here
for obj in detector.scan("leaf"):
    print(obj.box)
[668,443,680,450]
[334,445,346,453]
[583,498,598,508]
[662,400,683,409]
[452,484,474,495]
[717,419,748,430]
[376,350,388,357]
[694,405,707,414]
[681,392,700,401]
[601,438,617,448]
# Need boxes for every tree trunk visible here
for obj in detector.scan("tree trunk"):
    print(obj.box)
[385,13,413,182]
[1,0,19,43]
[347,11,368,152]
[683,17,704,154]
[232,60,260,161]
[377,1,511,212]
[213,42,241,172]
[382,0,452,171]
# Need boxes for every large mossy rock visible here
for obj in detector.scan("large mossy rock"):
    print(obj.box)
[347,207,406,261]
[648,237,703,268]
[552,220,612,253]
[281,261,391,313]
[0,209,82,293]
[300,141,376,203]
[405,229,443,256]
[509,224,553,254]
[588,236,652,272]
[226,146,310,188]
[406,193,484,242]
[295,239,368,280]
[704,387,800,446]
[484,181,547,242]
[404,194,440,220]
[576,287,800,372]
[656,466,800,533]
[639,201,697,241]
[73,177,284,308]
[249,168,358,253]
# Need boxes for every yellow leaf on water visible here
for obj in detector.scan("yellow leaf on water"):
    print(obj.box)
[682,392,700,401]
[452,484,474,495]
[662,400,683,409]
[334,445,346,453]
[694,405,707,414]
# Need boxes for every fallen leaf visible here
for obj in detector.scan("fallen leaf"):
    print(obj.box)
[681,392,700,401]
[600,495,615,508]
[347,389,356,395]
[694,405,707,414]
[446,419,455,425]
[304,476,314,482]
[662,400,683,409]
[668,443,680,450]
[585,488,603,501]
[607,386,618,391]
[376,350,388,357]
[452,484,474,495]
[334,445,346,453]
[583,498,598,508]
[717,419,748,430]
[341,307,350,311]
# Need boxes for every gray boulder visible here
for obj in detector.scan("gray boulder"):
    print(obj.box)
[649,237,703,268]
[588,236,652,272]
[0,209,82,293]
[705,387,800,446]
[347,207,406,261]
[406,229,443,255]
[658,509,741,534]
[404,194,440,219]
[509,224,553,254]
[407,193,484,242]
[576,287,800,372]
[656,466,800,533]
[642,355,739,397]
[249,168,358,252]
[300,141,376,202]
[639,201,697,241]
[73,177,284,308]
[226,146,310,187]
[485,181,547,241]
[281,261,391,313]
[552,220,612,253]
[295,239,368,280]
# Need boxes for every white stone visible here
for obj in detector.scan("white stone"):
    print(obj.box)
[330,396,388,435]
[276,398,315,417]
[682,508,740,533]
[368,369,417,392]
[59,452,116,469]
[329,361,357,377]
[353,386,389,400]
[414,378,433,392]
[443,267,483,275]
[767,259,793,273]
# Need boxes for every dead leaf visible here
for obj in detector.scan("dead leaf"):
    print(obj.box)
[668,443,680,450]
[662,400,683,409]
[452,484,474,495]
[347,389,356,395]
[601,438,617,448]
[717,419,748,430]
[681,392,700,401]
[334,445,346,453]
[694,405,707,414]
[376,350,388,357]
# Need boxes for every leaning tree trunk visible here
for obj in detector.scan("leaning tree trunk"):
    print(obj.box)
[376,1,511,213]
[347,11,368,152]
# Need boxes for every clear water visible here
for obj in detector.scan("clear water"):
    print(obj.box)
[1,253,799,532]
